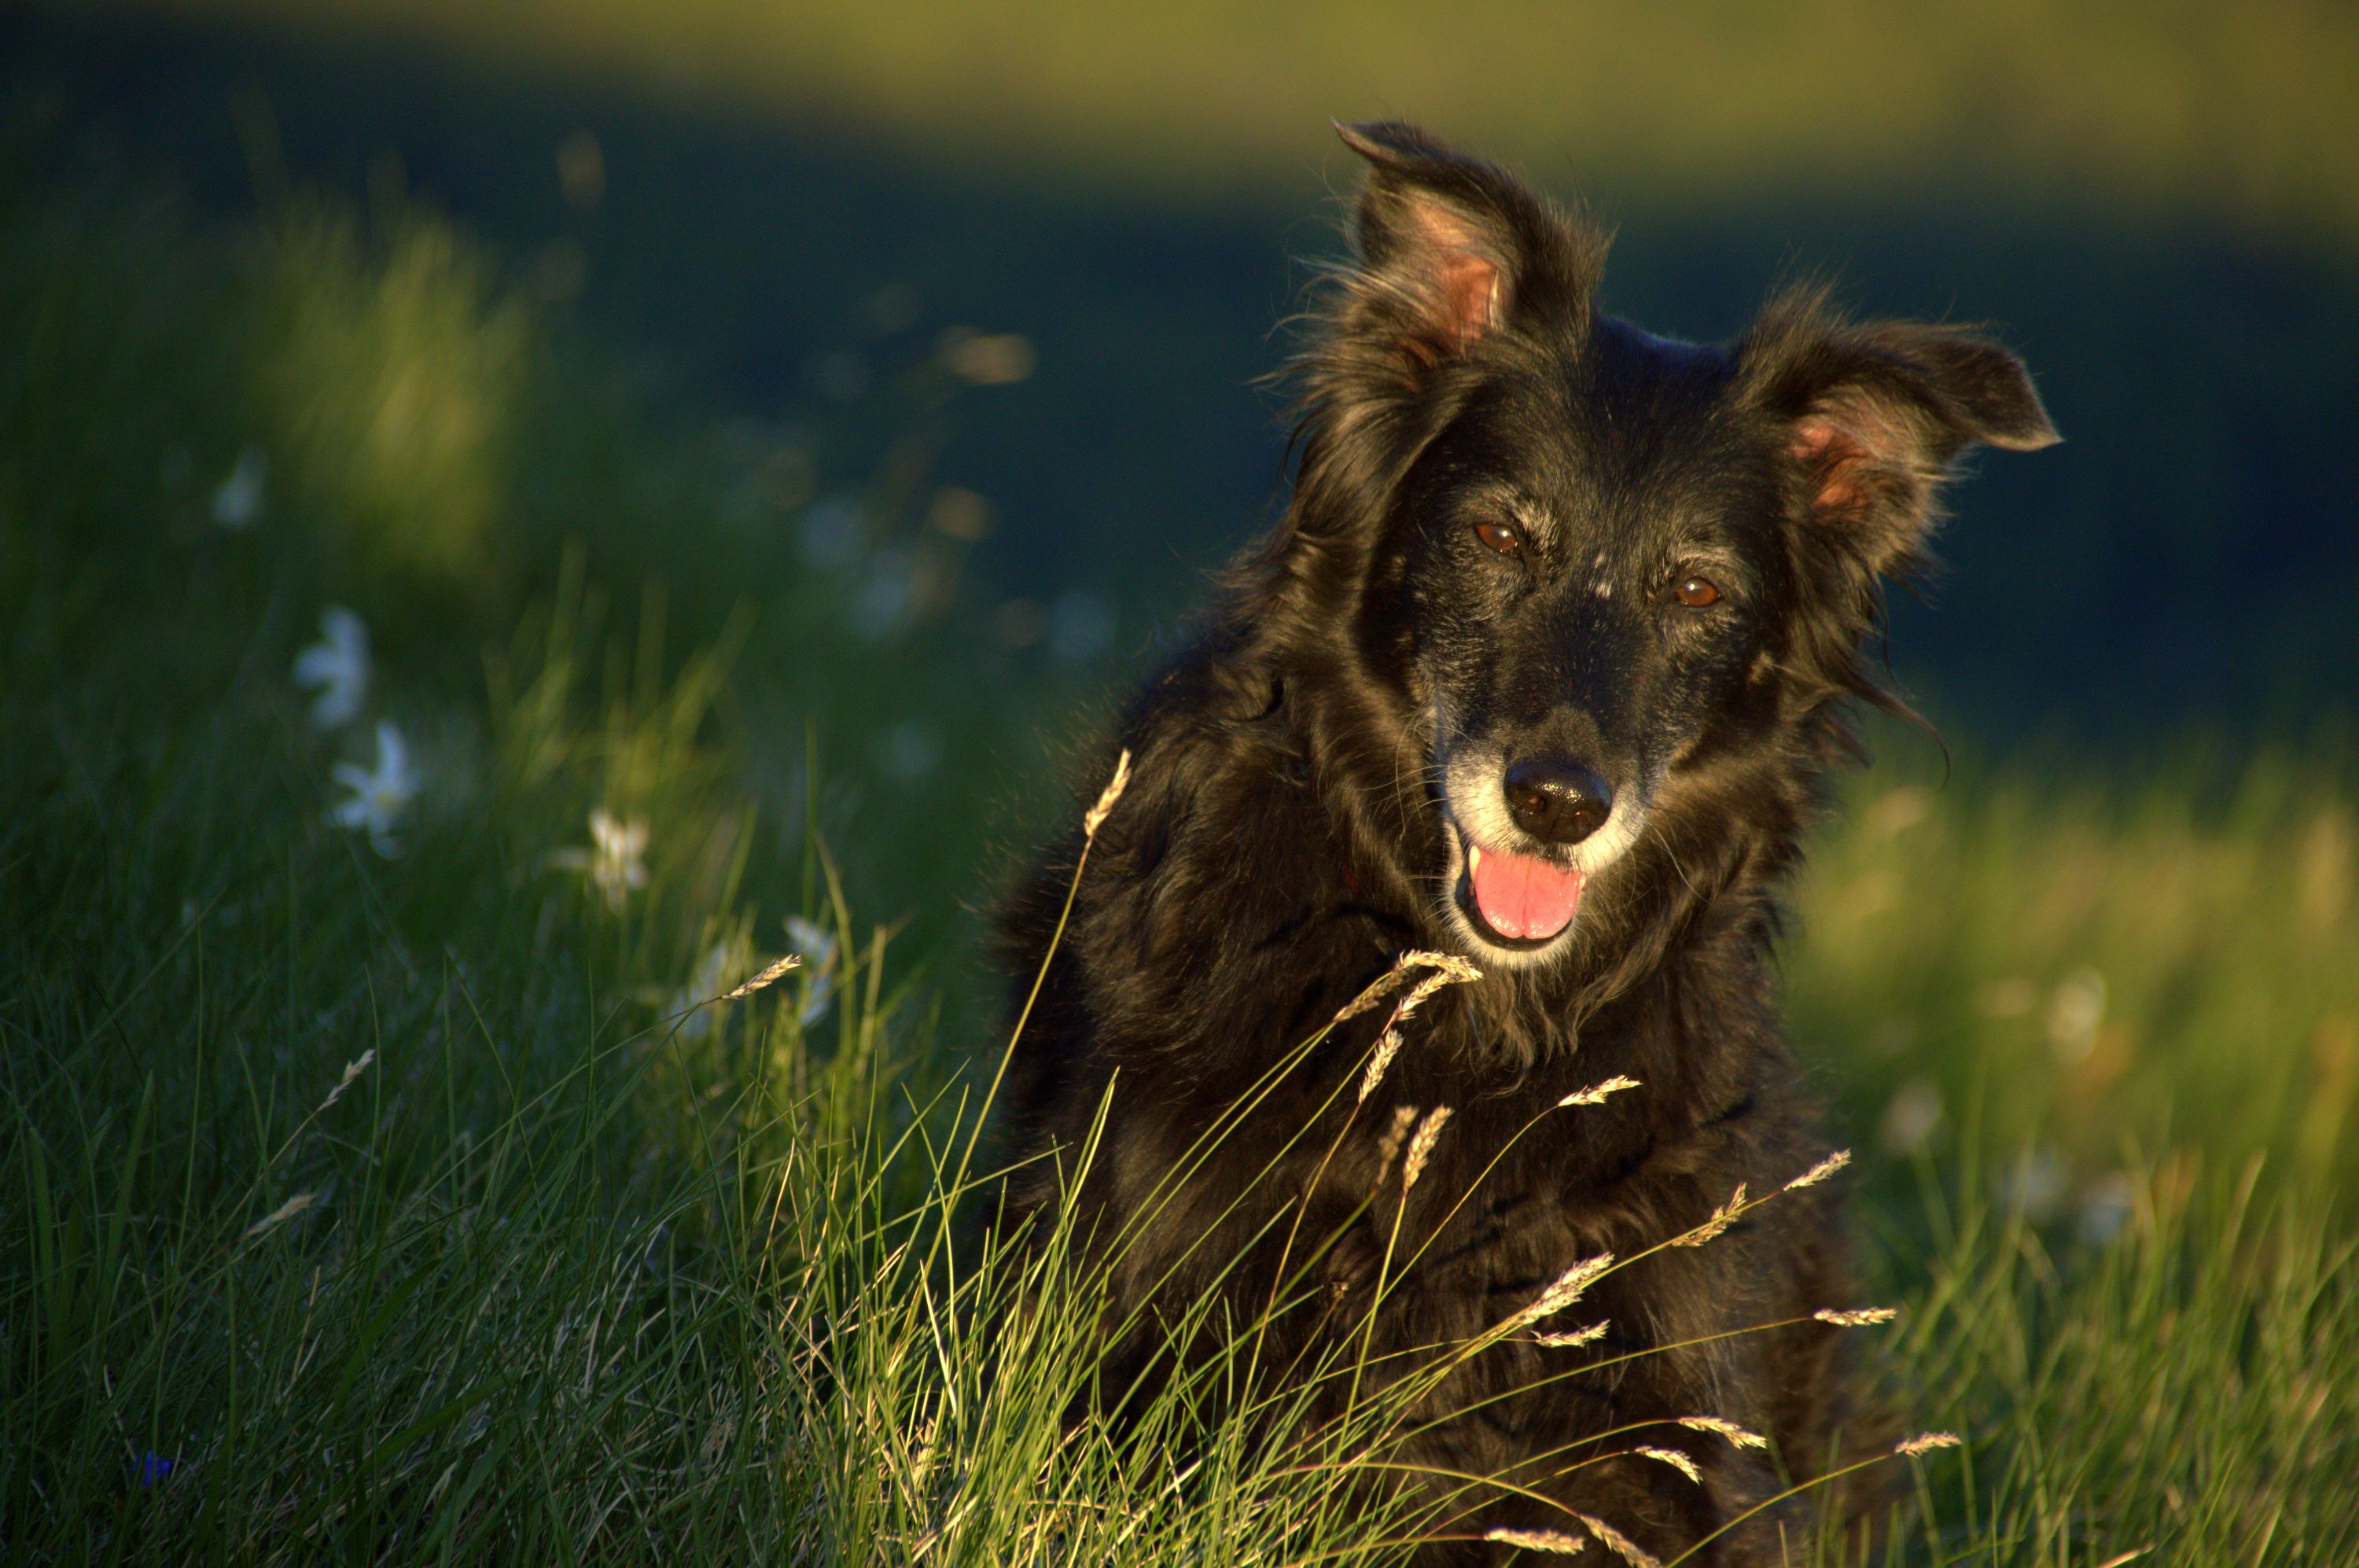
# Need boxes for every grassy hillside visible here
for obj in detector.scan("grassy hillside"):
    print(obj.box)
[4,160,2356,1561]
[112,0,2359,244]
[17,8,2359,742]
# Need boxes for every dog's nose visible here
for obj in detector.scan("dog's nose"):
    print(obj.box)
[1502,756,1614,845]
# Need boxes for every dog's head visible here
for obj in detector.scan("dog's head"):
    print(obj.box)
[1279,123,2056,970]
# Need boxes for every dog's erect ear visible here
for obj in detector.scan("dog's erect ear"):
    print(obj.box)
[1334,121,1596,371]
[1743,289,2059,576]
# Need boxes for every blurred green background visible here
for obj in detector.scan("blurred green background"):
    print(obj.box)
[12,0,2358,736]
[5,4,2357,1559]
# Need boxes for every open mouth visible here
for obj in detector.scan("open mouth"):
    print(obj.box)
[1450,825,1585,948]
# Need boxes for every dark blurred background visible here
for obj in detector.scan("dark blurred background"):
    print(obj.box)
[9,0,2355,742]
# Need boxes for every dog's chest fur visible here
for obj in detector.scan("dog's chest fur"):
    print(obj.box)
[999,653,1863,1562]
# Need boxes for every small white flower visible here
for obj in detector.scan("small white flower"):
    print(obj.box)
[1879,1078,1944,1157]
[2047,968,2108,1063]
[328,721,419,857]
[212,446,267,528]
[672,941,738,1042]
[551,808,650,911]
[2000,1145,2069,1222]
[293,606,371,729]
[783,915,840,1027]
[2078,1170,2139,1246]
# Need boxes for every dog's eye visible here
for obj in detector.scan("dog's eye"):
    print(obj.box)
[1673,575,1722,608]
[1473,522,1524,557]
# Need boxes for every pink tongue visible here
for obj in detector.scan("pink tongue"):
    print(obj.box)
[1469,846,1585,940]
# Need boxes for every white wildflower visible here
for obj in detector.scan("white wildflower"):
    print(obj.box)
[1878,1078,1943,1156]
[2047,967,2107,1062]
[783,915,841,1028]
[211,446,267,528]
[2000,1145,2069,1221]
[551,808,650,911]
[2078,1170,2139,1246]
[328,720,419,857]
[672,942,738,1042]
[293,605,370,729]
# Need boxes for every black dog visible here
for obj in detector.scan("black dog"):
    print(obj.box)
[999,122,2054,1562]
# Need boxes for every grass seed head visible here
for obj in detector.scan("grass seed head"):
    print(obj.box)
[1485,1527,1588,1553]
[1676,1415,1769,1450]
[1333,967,1408,1024]
[1357,1028,1405,1104]
[1513,1252,1616,1328]
[1338,948,1481,1053]
[315,1049,376,1117]
[1533,1320,1610,1349]
[1375,1103,1420,1185]
[1402,1106,1453,1191]
[1401,949,1482,984]
[1082,748,1132,837]
[1785,1149,1853,1191]
[717,953,800,1002]
[1633,1445,1702,1483]
[1814,1305,1900,1327]
[243,1191,317,1241]
[1559,1075,1641,1108]
[1575,1512,1662,1568]
[1895,1430,1963,1457]
[1673,1183,1746,1246]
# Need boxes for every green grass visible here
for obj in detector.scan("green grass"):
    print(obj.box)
[85,0,2359,245]
[3,156,2356,1562]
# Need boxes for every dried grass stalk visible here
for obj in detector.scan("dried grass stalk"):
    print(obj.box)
[1672,1183,1746,1246]
[1083,749,1132,837]
[1484,1526,1588,1553]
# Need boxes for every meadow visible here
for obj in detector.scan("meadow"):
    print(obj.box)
[4,145,2357,1562]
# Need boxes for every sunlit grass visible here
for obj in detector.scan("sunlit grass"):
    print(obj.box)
[1794,750,2359,1216]
[90,0,2359,242]
[2,149,2355,1562]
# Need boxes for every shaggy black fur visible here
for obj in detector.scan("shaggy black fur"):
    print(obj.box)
[997,123,2055,1563]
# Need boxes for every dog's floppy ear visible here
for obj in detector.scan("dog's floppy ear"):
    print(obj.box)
[1333,121,1597,374]
[1743,287,2059,577]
